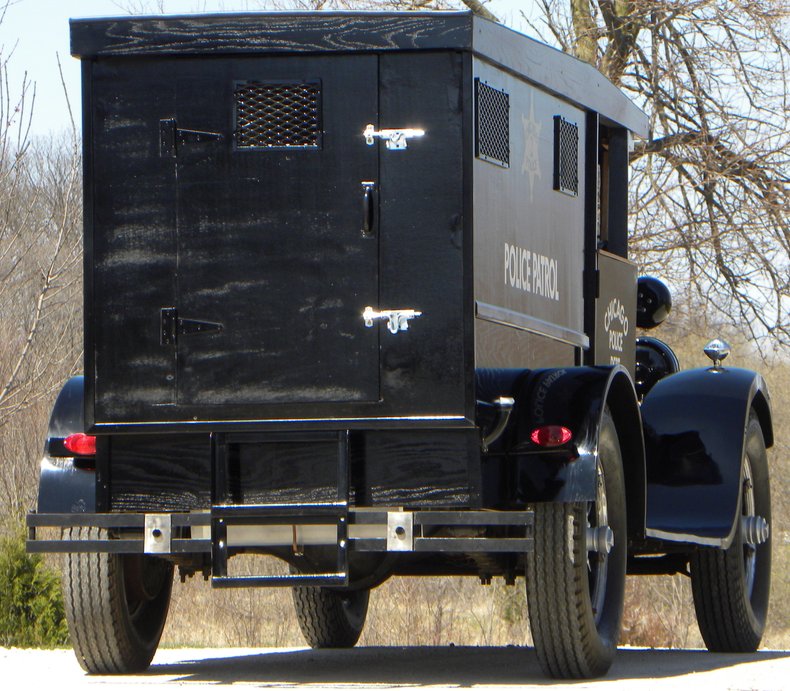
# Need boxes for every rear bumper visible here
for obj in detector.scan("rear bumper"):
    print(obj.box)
[27,507,534,554]
[27,507,534,587]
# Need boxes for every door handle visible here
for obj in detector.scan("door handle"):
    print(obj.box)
[361,181,376,236]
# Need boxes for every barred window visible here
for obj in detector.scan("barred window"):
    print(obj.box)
[235,81,321,149]
[553,115,579,196]
[475,79,510,168]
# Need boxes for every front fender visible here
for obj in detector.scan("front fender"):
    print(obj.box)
[36,376,96,514]
[641,366,772,547]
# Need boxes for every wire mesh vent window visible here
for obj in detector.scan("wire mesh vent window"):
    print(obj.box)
[553,116,579,196]
[235,81,322,149]
[475,79,510,167]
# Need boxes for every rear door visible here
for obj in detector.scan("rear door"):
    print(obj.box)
[90,55,380,423]
[173,56,379,408]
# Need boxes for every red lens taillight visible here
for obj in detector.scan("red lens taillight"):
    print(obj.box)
[63,433,97,456]
[530,425,573,448]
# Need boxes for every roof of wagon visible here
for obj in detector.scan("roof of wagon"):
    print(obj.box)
[70,11,648,137]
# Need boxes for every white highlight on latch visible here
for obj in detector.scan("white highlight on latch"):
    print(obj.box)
[362,306,423,334]
[363,124,426,150]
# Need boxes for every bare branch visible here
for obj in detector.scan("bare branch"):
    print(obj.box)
[458,0,498,22]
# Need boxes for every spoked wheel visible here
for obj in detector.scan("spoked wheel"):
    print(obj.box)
[526,409,627,678]
[691,412,771,651]
[63,527,173,674]
[292,585,370,648]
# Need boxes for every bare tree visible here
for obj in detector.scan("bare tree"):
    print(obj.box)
[0,17,83,519]
[488,0,789,353]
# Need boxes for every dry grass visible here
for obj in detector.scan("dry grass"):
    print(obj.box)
[162,551,788,651]
[161,567,533,649]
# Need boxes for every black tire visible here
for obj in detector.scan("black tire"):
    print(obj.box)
[292,585,370,648]
[62,526,173,674]
[526,409,627,678]
[691,412,771,652]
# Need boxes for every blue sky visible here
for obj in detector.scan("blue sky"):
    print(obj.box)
[1,0,534,138]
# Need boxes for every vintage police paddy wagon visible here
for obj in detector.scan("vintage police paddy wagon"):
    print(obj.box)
[28,11,772,680]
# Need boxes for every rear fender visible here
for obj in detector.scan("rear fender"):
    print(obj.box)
[640,366,772,547]
[37,376,96,514]
[486,366,645,541]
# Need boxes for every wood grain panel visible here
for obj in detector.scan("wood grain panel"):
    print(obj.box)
[110,435,211,512]
[71,13,471,57]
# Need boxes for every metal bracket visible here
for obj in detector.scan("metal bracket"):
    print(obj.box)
[160,118,222,157]
[144,514,172,554]
[161,307,223,346]
[387,512,413,551]
[362,306,422,334]
[363,124,425,150]
[481,397,515,452]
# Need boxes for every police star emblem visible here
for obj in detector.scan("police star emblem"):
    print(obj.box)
[522,93,542,202]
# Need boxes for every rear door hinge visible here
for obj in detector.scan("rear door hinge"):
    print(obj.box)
[160,118,223,157]
[584,268,600,301]
[161,308,223,346]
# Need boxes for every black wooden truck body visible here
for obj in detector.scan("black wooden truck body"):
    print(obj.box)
[27,12,773,679]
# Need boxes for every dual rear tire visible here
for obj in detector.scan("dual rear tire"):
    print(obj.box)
[62,528,369,674]
[526,410,627,678]
[292,585,370,648]
[62,527,173,674]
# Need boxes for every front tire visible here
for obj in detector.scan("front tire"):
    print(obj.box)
[526,410,627,678]
[62,527,173,673]
[691,412,771,651]
[292,586,369,648]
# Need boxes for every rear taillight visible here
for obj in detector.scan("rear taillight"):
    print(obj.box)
[63,433,97,456]
[530,425,573,448]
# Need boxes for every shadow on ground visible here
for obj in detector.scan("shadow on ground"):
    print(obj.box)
[150,646,790,686]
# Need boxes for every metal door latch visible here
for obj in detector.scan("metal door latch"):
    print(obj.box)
[363,306,422,334]
[363,124,425,150]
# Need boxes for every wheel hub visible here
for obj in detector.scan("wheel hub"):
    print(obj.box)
[741,457,759,599]
[742,515,769,546]
[587,525,615,554]
[587,459,612,624]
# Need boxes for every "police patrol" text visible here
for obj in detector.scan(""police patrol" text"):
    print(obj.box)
[504,242,560,301]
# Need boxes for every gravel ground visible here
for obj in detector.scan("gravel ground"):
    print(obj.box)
[2,646,789,690]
